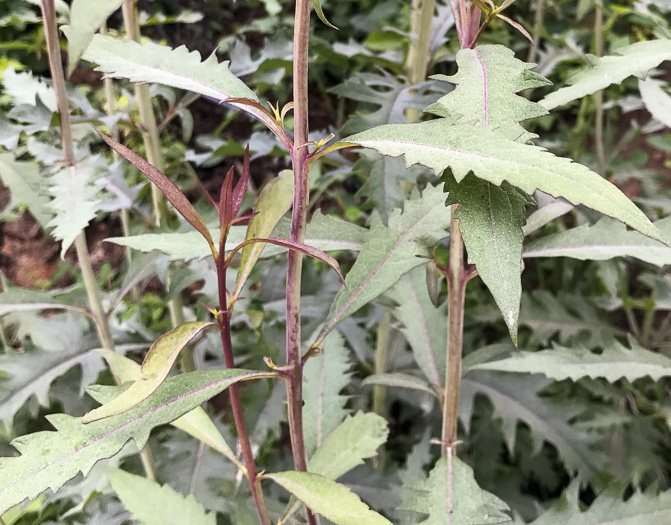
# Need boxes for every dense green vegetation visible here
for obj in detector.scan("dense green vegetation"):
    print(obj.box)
[1,0,671,523]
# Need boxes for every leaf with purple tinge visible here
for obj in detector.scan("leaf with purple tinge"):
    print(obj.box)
[97,131,216,255]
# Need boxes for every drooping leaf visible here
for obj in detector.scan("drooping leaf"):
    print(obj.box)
[531,484,671,525]
[472,337,671,382]
[386,267,446,386]
[82,322,217,423]
[97,348,243,470]
[0,282,87,317]
[361,373,439,398]
[312,0,338,29]
[97,132,216,254]
[402,454,511,525]
[523,217,671,266]
[460,371,605,479]
[0,368,274,514]
[266,471,393,525]
[540,39,671,110]
[0,153,51,227]
[309,412,389,481]
[303,331,352,456]
[65,0,124,75]
[107,468,215,525]
[235,170,293,296]
[640,77,671,128]
[320,184,451,339]
[446,173,532,344]
[48,158,103,257]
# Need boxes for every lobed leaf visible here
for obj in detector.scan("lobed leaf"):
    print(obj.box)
[108,468,215,525]
[82,322,216,423]
[0,369,274,514]
[267,471,393,525]
[0,154,51,228]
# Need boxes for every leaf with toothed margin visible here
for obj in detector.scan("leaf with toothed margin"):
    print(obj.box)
[0,369,274,514]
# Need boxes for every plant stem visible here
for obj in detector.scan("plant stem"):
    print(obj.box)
[441,206,465,453]
[216,254,270,525]
[39,0,158,481]
[121,0,193,372]
[286,1,317,524]
[405,0,436,122]
[594,0,606,175]
[527,0,545,64]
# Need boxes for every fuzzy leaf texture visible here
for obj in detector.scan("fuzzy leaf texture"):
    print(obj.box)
[0,368,272,514]
[531,483,671,525]
[0,154,51,228]
[107,468,215,525]
[472,336,671,382]
[267,471,393,525]
[345,45,662,243]
[401,454,511,525]
[523,217,671,266]
[83,322,216,422]
[639,77,671,128]
[540,38,671,110]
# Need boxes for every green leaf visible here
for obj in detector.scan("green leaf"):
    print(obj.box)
[0,368,273,514]
[0,154,51,228]
[97,348,243,470]
[540,39,671,110]
[461,371,604,479]
[303,331,352,456]
[48,157,103,257]
[346,121,661,244]
[387,267,446,385]
[309,412,388,481]
[235,170,293,296]
[471,337,671,382]
[446,173,531,344]
[640,78,671,129]
[0,282,87,316]
[83,321,216,423]
[402,454,511,525]
[321,184,450,338]
[531,484,671,525]
[312,0,338,29]
[361,373,438,398]
[65,0,124,75]
[107,468,215,525]
[526,216,671,264]
[266,471,393,525]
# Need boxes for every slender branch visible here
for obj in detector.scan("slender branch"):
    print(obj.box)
[121,0,193,372]
[40,0,157,481]
[286,1,318,524]
[441,206,465,453]
[405,0,436,124]
[217,245,270,525]
[594,0,606,176]
[527,0,545,63]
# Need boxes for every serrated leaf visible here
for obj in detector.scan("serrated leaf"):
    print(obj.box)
[531,485,671,525]
[303,331,352,456]
[321,185,450,337]
[97,348,242,470]
[402,454,511,525]
[0,153,51,227]
[65,0,125,75]
[309,412,388,481]
[540,39,671,110]
[235,170,293,295]
[0,368,273,514]
[83,322,216,423]
[460,371,604,479]
[639,77,671,129]
[472,337,671,382]
[386,267,446,385]
[107,468,215,525]
[267,471,393,525]
[446,174,531,344]
[523,217,671,266]
[48,159,103,257]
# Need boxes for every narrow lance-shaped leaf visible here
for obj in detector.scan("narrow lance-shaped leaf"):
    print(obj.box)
[82,321,217,423]
[540,38,671,111]
[65,0,124,75]
[98,348,245,471]
[107,468,216,525]
[266,471,393,525]
[0,368,276,514]
[234,169,293,298]
[97,131,216,254]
